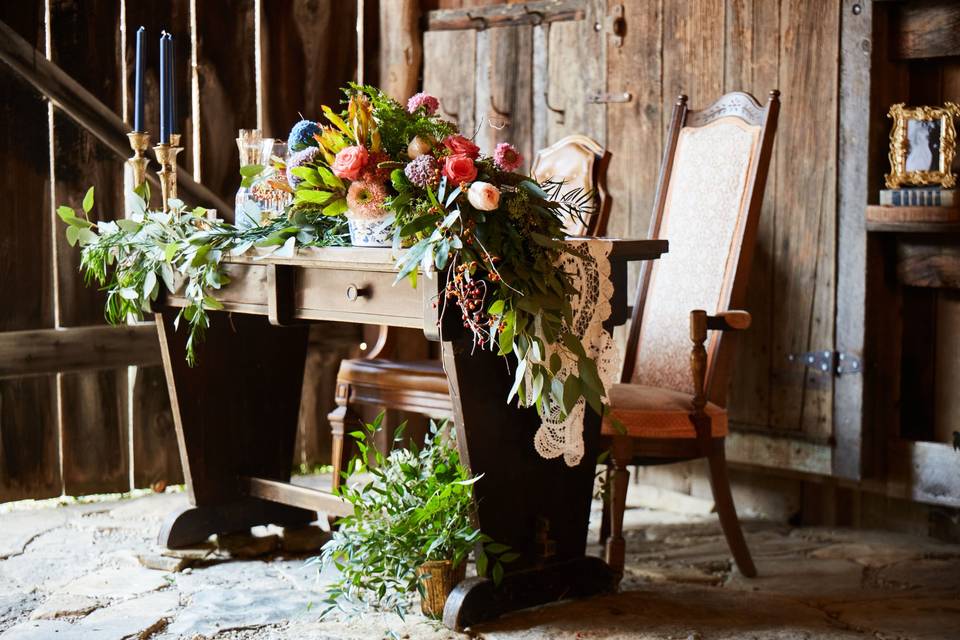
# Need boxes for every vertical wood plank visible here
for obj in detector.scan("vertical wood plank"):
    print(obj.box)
[833,0,872,478]
[934,292,960,445]
[544,6,606,148]
[0,2,61,502]
[661,0,725,137]
[474,26,534,168]
[50,0,130,495]
[423,29,477,136]
[724,0,780,430]
[259,0,358,138]
[378,0,422,102]
[605,0,663,342]
[131,365,182,489]
[769,0,838,440]
[193,0,256,210]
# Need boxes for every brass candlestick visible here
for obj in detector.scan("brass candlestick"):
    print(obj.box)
[154,134,183,212]
[126,131,150,191]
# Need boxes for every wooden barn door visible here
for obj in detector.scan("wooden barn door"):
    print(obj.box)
[423,0,851,480]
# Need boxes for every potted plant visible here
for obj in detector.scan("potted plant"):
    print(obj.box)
[315,413,515,619]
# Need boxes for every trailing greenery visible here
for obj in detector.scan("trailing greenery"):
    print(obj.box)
[59,184,347,364]
[313,414,515,618]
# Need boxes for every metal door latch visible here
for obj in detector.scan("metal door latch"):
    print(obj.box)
[586,91,632,104]
[788,350,861,376]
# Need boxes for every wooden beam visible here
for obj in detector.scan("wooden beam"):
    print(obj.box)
[0,324,161,379]
[726,427,833,476]
[241,476,353,518]
[894,0,960,60]
[0,19,230,213]
[426,0,584,31]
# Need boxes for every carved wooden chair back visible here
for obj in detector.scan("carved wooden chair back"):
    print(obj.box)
[530,134,612,237]
[620,91,780,406]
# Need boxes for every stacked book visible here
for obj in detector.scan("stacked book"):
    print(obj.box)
[879,187,954,207]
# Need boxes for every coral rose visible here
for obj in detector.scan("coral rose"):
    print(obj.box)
[467,181,500,211]
[442,154,478,185]
[332,145,368,181]
[443,134,480,159]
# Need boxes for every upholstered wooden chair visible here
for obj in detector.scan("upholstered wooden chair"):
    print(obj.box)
[601,91,780,582]
[327,135,611,490]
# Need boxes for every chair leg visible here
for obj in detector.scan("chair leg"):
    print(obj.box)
[327,382,362,493]
[604,436,631,584]
[706,444,757,578]
[598,464,611,545]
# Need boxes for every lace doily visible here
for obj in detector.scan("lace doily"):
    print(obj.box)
[533,239,618,466]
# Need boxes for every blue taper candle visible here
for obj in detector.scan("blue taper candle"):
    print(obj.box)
[167,33,177,137]
[134,26,145,132]
[159,32,168,143]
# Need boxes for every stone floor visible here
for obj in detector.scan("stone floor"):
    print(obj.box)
[1,481,959,640]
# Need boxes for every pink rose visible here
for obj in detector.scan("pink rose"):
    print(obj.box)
[467,181,500,211]
[332,145,368,180]
[442,154,478,185]
[443,134,480,159]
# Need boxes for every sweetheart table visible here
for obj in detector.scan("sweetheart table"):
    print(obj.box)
[154,238,667,629]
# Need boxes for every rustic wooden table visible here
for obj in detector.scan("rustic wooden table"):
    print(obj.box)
[154,239,667,629]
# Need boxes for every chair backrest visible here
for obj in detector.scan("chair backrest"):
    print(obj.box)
[530,134,611,236]
[620,91,780,405]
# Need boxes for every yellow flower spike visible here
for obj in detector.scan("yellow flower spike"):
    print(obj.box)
[322,105,354,139]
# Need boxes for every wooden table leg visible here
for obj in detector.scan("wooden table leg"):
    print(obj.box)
[156,309,315,548]
[440,339,615,630]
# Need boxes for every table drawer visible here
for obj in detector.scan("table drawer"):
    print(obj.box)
[296,267,428,327]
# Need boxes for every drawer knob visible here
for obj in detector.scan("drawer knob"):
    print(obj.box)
[345,284,369,301]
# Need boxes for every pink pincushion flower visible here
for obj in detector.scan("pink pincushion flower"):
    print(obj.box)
[407,92,440,115]
[493,143,522,172]
[346,180,388,219]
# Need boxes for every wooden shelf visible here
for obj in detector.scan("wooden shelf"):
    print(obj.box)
[866,204,960,232]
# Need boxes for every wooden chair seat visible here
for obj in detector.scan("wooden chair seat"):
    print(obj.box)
[338,358,448,395]
[601,384,728,439]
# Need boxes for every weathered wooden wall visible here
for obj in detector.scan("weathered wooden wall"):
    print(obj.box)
[0,0,362,501]
[422,0,839,472]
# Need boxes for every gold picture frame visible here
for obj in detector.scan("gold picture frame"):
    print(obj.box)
[886,102,960,189]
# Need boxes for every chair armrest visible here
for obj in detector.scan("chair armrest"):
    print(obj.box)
[706,310,751,332]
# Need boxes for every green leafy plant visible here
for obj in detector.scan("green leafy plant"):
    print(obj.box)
[314,413,516,618]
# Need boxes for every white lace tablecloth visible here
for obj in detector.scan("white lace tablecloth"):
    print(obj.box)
[533,239,619,467]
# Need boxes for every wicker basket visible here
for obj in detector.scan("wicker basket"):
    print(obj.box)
[417,559,466,619]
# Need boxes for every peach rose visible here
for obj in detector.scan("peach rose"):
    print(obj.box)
[407,136,432,159]
[443,134,480,159]
[332,145,368,180]
[467,181,500,211]
[442,154,478,185]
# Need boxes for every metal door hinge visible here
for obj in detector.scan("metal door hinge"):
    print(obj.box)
[788,350,861,376]
[595,3,625,48]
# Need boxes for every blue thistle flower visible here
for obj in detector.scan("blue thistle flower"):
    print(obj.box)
[287,119,321,152]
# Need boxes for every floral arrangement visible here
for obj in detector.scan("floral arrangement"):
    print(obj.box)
[59,84,607,422]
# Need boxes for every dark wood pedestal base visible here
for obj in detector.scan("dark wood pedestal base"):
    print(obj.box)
[443,556,616,631]
[159,499,315,549]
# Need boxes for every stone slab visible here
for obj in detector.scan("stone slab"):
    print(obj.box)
[0,511,68,559]
[57,566,169,599]
[29,594,99,620]
[164,587,312,638]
